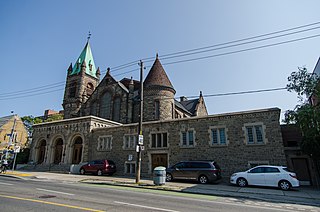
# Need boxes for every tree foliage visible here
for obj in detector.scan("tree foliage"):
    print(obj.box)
[284,67,320,160]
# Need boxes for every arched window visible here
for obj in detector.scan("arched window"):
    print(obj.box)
[100,92,112,119]
[113,97,121,122]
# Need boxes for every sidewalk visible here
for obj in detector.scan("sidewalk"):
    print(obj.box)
[1,170,320,206]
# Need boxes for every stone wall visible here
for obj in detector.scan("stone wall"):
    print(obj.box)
[30,116,121,165]
[90,108,286,179]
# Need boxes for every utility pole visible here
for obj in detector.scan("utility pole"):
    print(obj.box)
[5,112,16,160]
[136,60,144,183]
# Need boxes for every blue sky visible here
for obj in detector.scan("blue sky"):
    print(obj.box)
[1,1,320,122]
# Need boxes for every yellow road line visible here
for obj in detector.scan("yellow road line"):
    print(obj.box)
[0,194,105,212]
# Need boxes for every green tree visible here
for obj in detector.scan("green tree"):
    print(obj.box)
[44,113,63,123]
[21,115,43,137]
[284,67,320,179]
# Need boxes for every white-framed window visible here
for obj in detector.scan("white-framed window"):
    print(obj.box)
[97,136,112,151]
[180,129,195,147]
[243,123,266,145]
[151,132,168,148]
[125,162,136,174]
[209,126,228,146]
[123,134,136,150]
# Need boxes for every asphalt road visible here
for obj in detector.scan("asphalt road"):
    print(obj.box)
[0,176,318,212]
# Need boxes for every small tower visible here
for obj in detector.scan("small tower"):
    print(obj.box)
[143,55,176,121]
[62,40,100,119]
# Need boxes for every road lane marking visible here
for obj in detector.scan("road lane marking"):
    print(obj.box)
[115,201,180,212]
[0,182,13,186]
[0,194,104,212]
[36,188,74,196]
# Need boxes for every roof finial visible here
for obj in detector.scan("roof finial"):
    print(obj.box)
[156,53,159,59]
[87,31,91,42]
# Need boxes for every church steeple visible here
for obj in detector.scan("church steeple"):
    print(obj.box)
[62,38,100,119]
[69,41,98,78]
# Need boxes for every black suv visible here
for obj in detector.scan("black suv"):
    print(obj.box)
[166,160,221,184]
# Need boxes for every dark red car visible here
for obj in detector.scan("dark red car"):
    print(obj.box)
[80,159,116,176]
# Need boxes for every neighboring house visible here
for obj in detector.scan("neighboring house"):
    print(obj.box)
[30,40,286,179]
[0,115,28,159]
[281,124,318,186]
[310,57,320,106]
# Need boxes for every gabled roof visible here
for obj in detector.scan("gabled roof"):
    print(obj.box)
[70,41,97,78]
[0,115,14,130]
[144,56,175,93]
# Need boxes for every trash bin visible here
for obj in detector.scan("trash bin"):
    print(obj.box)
[153,166,166,185]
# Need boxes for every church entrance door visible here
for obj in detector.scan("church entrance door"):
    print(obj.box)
[151,154,168,171]
[72,137,83,164]
[37,140,46,164]
[54,139,63,164]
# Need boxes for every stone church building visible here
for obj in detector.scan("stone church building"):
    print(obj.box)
[30,41,286,178]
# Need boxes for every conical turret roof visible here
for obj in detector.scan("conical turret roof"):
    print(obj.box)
[144,56,175,92]
[70,41,97,78]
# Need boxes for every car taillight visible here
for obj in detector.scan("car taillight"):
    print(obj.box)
[210,170,218,173]
[105,164,109,168]
[289,174,297,179]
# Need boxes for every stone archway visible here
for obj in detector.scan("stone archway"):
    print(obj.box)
[72,137,83,164]
[53,138,63,164]
[37,140,46,164]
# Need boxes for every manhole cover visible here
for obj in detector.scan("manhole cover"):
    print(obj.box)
[39,195,56,199]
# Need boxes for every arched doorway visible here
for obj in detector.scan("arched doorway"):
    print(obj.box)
[37,140,46,164]
[72,137,83,164]
[54,138,63,164]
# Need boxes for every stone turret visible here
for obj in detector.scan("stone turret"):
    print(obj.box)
[143,55,176,121]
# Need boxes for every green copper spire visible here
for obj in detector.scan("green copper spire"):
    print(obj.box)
[70,41,97,78]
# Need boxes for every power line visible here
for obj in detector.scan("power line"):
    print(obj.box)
[162,33,320,66]
[155,21,320,60]
[158,26,320,61]
[107,21,320,72]
[0,89,63,100]
[0,82,65,96]
[3,22,320,99]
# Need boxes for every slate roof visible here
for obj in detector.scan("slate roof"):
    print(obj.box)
[313,57,320,76]
[174,100,192,115]
[144,56,175,92]
[179,98,200,115]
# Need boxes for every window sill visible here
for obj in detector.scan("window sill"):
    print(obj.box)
[180,145,195,149]
[209,144,228,148]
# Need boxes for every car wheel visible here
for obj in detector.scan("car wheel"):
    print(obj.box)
[279,180,291,191]
[97,169,103,176]
[237,178,248,187]
[198,175,208,184]
[80,168,85,175]
[166,173,173,182]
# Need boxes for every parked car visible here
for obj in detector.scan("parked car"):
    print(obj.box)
[230,165,299,190]
[166,160,222,184]
[80,159,116,176]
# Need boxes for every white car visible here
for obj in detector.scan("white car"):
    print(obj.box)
[230,165,299,190]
